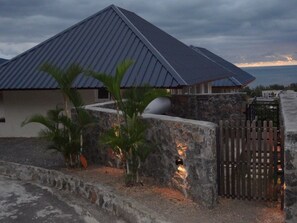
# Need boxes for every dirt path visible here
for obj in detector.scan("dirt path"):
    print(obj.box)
[64,166,284,223]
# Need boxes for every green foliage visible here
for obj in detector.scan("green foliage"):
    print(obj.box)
[87,60,133,110]
[88,60,170,185]
[40,63,84,112]
[241,83,297,97]
[23,63,94,167]
[22,107,80,159]
[101,115,148,157]
[123,85,169,117]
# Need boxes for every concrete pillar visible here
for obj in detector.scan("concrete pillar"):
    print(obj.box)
[280,91,297,222]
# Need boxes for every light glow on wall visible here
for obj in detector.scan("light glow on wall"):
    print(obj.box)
[173,142,189,197]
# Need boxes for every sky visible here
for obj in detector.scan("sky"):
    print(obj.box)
[0,0,297,67]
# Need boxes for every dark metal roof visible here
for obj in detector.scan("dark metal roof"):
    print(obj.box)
[0,58,8,65]
[0,5,235,90]
[212,77,241,87]
[191,46,255,87]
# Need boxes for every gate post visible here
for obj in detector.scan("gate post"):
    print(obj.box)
[216,122,221,195]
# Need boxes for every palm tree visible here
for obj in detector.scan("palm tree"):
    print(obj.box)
[22,107,80,166]
[87,60,169,184]
[23,63,94,167]
[87,59,133,123]
[40,63,84,118]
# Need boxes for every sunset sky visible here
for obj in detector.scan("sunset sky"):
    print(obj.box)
[0,0,297,67]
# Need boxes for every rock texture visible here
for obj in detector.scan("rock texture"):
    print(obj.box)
[168,93,247,124]
[84,105,218,208]
[0,161,167,223]
[280,91,297,223]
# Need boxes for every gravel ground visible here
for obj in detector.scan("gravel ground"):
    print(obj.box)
[66,166,285,223]
[0,138,64,169]
[0,137,285,223]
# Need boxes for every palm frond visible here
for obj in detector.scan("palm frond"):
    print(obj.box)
[22,114,56,131]
[40,63,64,87]
[65,64,83,86]
[124,85,170,117]
[86,60,134,104]
[76,108,95,129]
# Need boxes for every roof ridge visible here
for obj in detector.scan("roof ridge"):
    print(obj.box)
[0,58,9,68]
[192,46,255,86]
[0,5,114,69]
[191,46,239,80]
[229,76,242,86]
[112,5,187,86]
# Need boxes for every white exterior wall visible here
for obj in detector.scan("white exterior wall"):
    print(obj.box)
[0,90,97,137]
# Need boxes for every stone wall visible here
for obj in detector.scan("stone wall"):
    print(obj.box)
[168,93,248,124]
[0,161,165,223]
[84,104,218,208]
[280,91,297,223]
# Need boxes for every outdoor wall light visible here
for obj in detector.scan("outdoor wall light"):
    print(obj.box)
[175,157,183,166]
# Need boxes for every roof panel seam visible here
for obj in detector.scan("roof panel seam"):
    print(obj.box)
[112,5,187,86]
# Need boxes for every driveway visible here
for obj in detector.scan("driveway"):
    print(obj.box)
[0,176,124,223]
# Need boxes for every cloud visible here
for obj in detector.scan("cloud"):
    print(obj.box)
[0,42,37,58]
[0,0,297,65]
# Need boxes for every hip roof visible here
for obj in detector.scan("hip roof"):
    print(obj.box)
[0,5,237,90]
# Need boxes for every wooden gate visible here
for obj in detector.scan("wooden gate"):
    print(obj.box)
[217,120,284,201]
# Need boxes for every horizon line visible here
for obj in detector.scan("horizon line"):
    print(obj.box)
[236,60,297,68]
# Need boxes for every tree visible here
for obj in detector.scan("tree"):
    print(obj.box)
[22,63,94,168]
[22,107,80,165]
[87,60,169,185]
[40,63,84,117]
[241,83,297,98]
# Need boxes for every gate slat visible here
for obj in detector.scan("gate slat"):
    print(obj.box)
[241,120,246,198]
[231,120,236,198]
[225,120,230,197]
[246,120,252,199]
[252,120,257,199]
[268,121,274,200]
[273,126,278,200]
[257,121,263,199]
[236,120,240,198]
[263,121,268,199]
[219,120,224,196]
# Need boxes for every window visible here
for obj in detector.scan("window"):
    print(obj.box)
[0,92,5,122]
[98,88,110,99]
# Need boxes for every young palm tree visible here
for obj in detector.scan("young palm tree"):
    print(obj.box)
[87,59,133,123]
[88,60,169,184]
[40,63,84,118]
[22,107,80,166]
[23,63,94,167]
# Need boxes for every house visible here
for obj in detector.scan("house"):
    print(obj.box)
[0,58,8,122]
[0,5,251,137]
[0,58,8,64]
[190,46,255,93]
[262,90,282,98]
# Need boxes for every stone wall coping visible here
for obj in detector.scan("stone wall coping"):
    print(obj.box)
[84,100,117,109]
[142,113,217,129]
[173,92,247,96]
[280,91,297,134]
[86,105,120,115]
[85,103,217,129]
[0,160,169,223]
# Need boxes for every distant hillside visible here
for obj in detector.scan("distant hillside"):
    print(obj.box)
[0,58,8,64]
